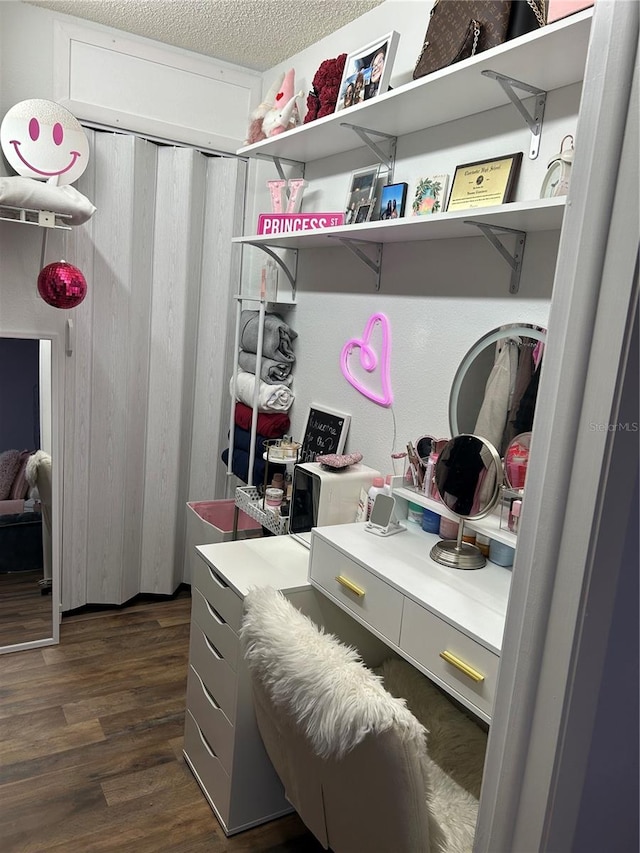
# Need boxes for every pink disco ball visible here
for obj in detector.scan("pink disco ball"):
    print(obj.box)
[37,261,87,309]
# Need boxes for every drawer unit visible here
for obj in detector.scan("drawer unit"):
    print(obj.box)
[184,537,312,835]
[193,556,243,633]
[400,597,500,718]
[189,622,237,722]
[184,710,232,823]
[186,665,234,774]
[191,586,239,670]
[309,536,404,644]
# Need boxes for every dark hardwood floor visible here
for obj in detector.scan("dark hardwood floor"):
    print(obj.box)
[0,587,323,852]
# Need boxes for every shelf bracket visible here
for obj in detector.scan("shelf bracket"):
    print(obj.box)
[465,221,526,294]
[244,243,298,299]
[481,70,547,160]
[335,237,383,291]
[339,122,397,176]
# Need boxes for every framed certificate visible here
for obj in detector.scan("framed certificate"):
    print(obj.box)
[446,153,523,212]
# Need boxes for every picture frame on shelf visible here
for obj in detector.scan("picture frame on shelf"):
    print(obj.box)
[344,164,380,224]
[355,201,375,224]
[378,182,408,220]
[335,31,399,113]
[446,153,523,212]
[411,174,450,216]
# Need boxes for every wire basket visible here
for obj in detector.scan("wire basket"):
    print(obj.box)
[234,486,289,536]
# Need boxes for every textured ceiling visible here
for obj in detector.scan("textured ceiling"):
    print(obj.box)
[25,0,386,71]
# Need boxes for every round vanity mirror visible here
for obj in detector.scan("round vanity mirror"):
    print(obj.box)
[504,431,532,490]
[449,324,546,457]
[430,434,503,570]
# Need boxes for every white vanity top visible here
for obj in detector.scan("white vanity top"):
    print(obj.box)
[196,535,310,598]
[311,521,512,654]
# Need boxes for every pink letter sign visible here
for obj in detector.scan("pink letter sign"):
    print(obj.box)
[258,213,344,234]
[340,313,393,407]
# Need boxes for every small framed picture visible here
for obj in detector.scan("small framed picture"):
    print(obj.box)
[355,201,375,224]
[335,32,399,113]
[446,153,523,212]
[344,164,380,224]
[378,182,408,220]
[411,174,450,216]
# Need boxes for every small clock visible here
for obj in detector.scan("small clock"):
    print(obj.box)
[540,134,574,199]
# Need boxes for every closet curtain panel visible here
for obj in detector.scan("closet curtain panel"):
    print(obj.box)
[62,131,242,609]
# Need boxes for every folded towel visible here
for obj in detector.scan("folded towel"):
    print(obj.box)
[234,402,290,438]
[232,427,269,455]
[221,446,285,486]
[231,370,294,413]
[238,350,293,385]
[240,311,297,363]
[0,176,96,225]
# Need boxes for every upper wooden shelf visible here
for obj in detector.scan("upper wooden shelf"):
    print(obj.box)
[236,10,593,165]
[233,197,565,249]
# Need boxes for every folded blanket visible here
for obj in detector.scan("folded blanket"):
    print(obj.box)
[234,402,290,438]
[0,176,96,225]
[238,350,293,385]
[221,446,285,486]
[240,311,297,363]
[231,370,294,413]
[232,427,268,455]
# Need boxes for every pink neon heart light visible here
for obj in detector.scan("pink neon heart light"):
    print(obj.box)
[340,313,393,407]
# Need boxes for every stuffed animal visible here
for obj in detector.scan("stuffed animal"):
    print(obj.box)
[304,54,347,124]
[261,68,304,138]
[244,73,285,146]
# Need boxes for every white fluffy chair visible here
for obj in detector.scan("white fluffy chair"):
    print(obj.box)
[240,586,487,853]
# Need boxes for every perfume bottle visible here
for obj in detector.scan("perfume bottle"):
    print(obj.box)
[508,499,522,534]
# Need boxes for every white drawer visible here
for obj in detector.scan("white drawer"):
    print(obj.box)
[184,710,231,825]
[191,587,240,671]
[186,665,235,775]
[193,555,243,633]
[310,537,403,644]
[189,623,237,723]
[400,597,499,719]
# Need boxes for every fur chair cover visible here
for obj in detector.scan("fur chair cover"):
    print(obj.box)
[241,587,428,761]
[241,587,487,853]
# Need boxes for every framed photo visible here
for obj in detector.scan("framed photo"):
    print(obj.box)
[411,174,450,216]
[335,31,399,113]
[355,201,375,224]
[446,153,523,212]
[344,165,380,224]
[378,182,408,220]
[300,404,351,462]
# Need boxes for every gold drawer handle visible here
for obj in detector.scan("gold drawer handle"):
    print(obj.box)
[439,650,485,683]
[335,575,365,597]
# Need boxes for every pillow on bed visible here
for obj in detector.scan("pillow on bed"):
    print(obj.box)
[0,449,23,500]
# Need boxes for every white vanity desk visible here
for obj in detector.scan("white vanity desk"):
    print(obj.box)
[184,525,511,833]
[309,521,512,723]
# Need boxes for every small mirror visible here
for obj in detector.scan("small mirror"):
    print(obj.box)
[449,324,545,456]
[430,434,502,570]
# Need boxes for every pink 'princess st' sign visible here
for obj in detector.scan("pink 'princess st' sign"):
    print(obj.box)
[257,213,345,235]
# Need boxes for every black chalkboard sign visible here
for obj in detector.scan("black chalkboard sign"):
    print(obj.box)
[300,405,351,462]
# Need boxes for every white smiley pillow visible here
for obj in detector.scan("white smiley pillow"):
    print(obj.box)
[0,99,95,224]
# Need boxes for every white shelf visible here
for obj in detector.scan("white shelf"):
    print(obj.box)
[234,197,565,249]
[393,485,517,549]
[0,204,72,230]
[236,11,593,165]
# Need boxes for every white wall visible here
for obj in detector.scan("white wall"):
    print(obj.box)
[242,0,579,477]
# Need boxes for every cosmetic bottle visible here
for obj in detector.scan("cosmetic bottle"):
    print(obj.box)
[509,499,522,534]
[428,450,442,501]
[476,533,491,557]
[439,516,459,539]
[421,508,441,534]
[383,474,394,495]
[367,477,386,520]
[489,539,515,567]
[407,501,423,525]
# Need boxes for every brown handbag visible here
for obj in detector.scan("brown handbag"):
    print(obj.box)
[413,0,514,80]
